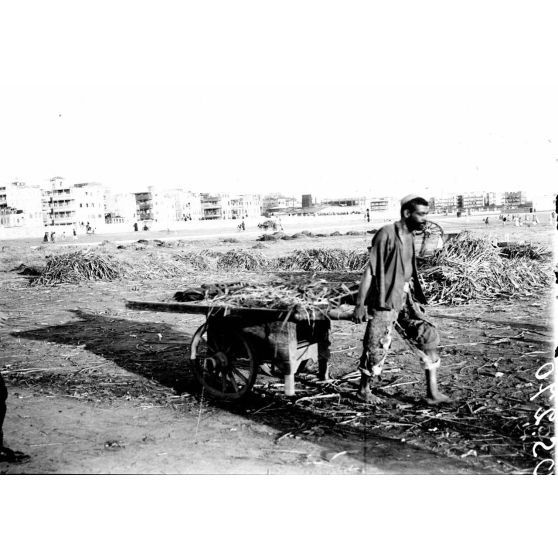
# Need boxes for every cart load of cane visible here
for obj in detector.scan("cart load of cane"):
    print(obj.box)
[173,277,359,317]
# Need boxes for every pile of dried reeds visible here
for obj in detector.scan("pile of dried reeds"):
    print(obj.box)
[216,250,269,271]
[276,249,368,272]
[173,252,210,270]
[498,243,551,260]
[418,233,551,304]
[121,252,200,279]
[32,251,122,285]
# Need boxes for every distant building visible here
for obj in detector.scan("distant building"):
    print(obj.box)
[367,197,397,213]
[200,193,262,220]
[41,177,76,227]
[0,181,43,228]
[458,191,486,212]
[486,192,503,208]
[262,194,298,215]
[301,194,313,209]
[430,194,458,214]
[134,186,177,224]
[73,182,105,228]
[502,191,528,209]
[171,189,202,221]
[105,192,137,224]
[322,196,367,210]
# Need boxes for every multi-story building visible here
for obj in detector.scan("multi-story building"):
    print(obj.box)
[200,193,262,220]
[40,178,106,229]
[73,182,105,228]
[169,189,202,221]
[458,191,486,212]
[105,192,138,224]
[503,191,528,208]
[321,196,367,210]
[430,194,458,214]
[367,197,397,213]
[226,193,262,219]
[134,186,188,224]
[200,193,222,220]
[134,190,154,222]
[0,181,43,227]
[486,192,503,208]
[42,177,76,227]
[262,194,298,215]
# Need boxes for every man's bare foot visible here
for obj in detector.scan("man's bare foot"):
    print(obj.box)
[356,388,384,405]
[425,393,451,405]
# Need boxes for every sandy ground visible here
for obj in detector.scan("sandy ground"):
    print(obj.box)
[0,214,555,474]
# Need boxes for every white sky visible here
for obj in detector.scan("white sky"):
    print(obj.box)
[0,0,556,200]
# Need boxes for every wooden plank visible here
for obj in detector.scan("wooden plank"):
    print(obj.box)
[126,300,211,315]
[126,300,353,322]
[126,300,293,321]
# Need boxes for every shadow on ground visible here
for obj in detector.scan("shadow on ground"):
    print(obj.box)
[13,310,483,473]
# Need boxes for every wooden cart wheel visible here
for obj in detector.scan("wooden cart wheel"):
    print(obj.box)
[190,323,258,400]
[414,220,445,258]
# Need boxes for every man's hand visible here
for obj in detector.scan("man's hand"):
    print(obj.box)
[352,304,368,324]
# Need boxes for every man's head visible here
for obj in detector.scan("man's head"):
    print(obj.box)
[400,195,429,232]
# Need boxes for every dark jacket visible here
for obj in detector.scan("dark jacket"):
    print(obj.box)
[366,222,427,310]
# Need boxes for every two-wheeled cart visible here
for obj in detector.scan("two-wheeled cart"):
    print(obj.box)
[126,300,353,401]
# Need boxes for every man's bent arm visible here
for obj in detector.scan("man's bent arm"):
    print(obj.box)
[353,264,372,323]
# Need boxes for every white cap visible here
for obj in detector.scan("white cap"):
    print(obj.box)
[400,193,424,206]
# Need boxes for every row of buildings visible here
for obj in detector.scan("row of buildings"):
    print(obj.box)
[0,178,263,230]
[428,191,532,214]
[265,191,539,216]
[0,177,545,232]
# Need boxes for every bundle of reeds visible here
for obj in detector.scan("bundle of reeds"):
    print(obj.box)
[275,249,368,272]
[498,243,551,260]
[418,233,551,304]
[216,250,269,271]
[32,251,122,285]
[173,252,210,270]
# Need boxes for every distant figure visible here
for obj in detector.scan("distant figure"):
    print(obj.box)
[502,216,507,225]
[143,224,149,231]
[43,231,49,242]
[366,209,370,223]
[73,228,77,238]
[50,231,56,242]
[133,222,138,232]
[61,231,66,240]
[484,217,489,225]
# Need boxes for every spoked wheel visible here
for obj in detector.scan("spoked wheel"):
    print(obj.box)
[414,220,445,258]
[190,323,258,400]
